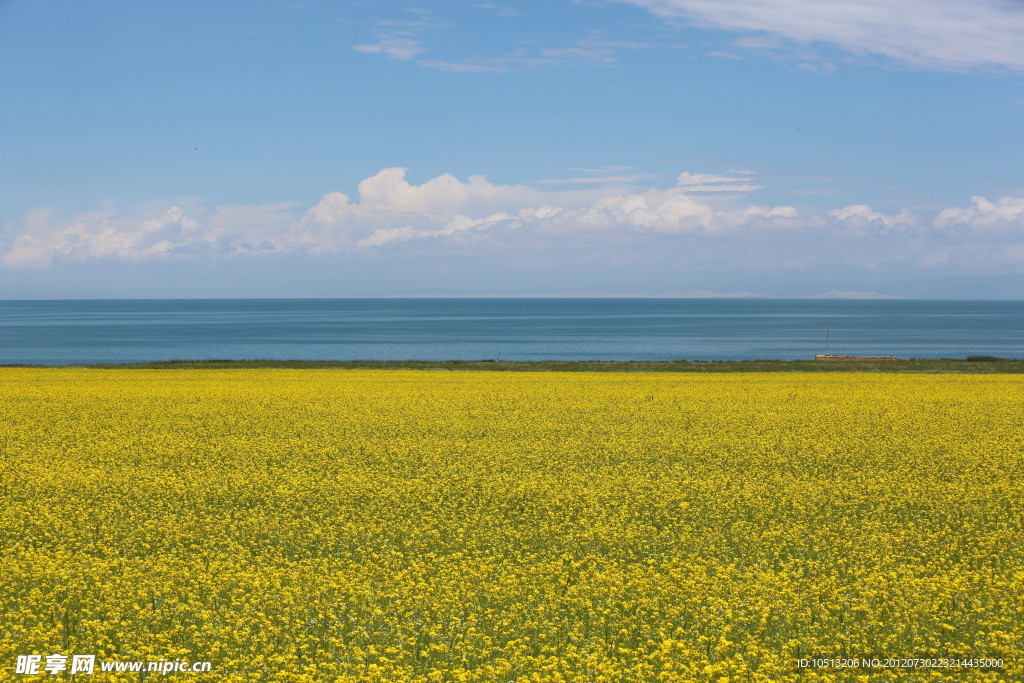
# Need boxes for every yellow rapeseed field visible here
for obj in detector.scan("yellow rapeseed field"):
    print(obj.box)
[1,369,1021,682]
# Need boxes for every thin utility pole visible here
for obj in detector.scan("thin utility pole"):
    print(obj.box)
[825,328,830,355]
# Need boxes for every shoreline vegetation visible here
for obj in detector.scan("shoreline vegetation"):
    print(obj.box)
[3,357,1023,372]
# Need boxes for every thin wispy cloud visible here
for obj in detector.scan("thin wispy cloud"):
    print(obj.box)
[417,54,557,74]
[352,12,448,60]
[538,166,659,188]
[417,33,647,73]
[675,172,761,192]
[620,0,1024,71]
[351,39,424,61]
[476,3,521,18]
[353,6,654,74]
[538,173,659,186]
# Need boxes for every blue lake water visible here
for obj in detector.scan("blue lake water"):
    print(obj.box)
[0,299,1022,365]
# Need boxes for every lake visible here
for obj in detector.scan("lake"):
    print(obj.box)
[1,298,1022,365]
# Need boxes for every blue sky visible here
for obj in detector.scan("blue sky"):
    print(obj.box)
[1,0,1023,297]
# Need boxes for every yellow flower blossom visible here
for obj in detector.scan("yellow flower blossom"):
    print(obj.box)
[0,369,1021,681]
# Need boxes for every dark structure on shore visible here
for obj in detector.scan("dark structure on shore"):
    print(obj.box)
[814,354,898,361]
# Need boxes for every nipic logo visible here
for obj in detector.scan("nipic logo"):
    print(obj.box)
[14,654,212,675]
[15,655,94,675]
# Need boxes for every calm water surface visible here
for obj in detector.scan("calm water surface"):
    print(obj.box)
[0,299,1022,365]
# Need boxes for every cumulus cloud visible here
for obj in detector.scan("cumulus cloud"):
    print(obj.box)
[2,202,296,268]
[620,0,1024,71]
[354,167,534,214]
[284,168,796,250]
[827,204,918,232]
[0,169,795,266]
[4,206,198,269]
[5,168,1024,278]
[934,196,1024,231]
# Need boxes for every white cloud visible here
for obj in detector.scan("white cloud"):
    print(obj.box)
[620,0,1024,71]
[285,168,793,250]
[3,206,197,268]
[6,169,1024,279]
[2,203,296,269]
[827,204,918,231]
[934,196,1024,231]
[356,226,421,248]
[354,167,536,214]
[0,169,791,267]
[354,213,512,249]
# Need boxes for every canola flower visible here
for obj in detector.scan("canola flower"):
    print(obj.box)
[0,368,1022,682]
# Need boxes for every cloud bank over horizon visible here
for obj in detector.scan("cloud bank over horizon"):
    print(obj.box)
[4,169,1024,296]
